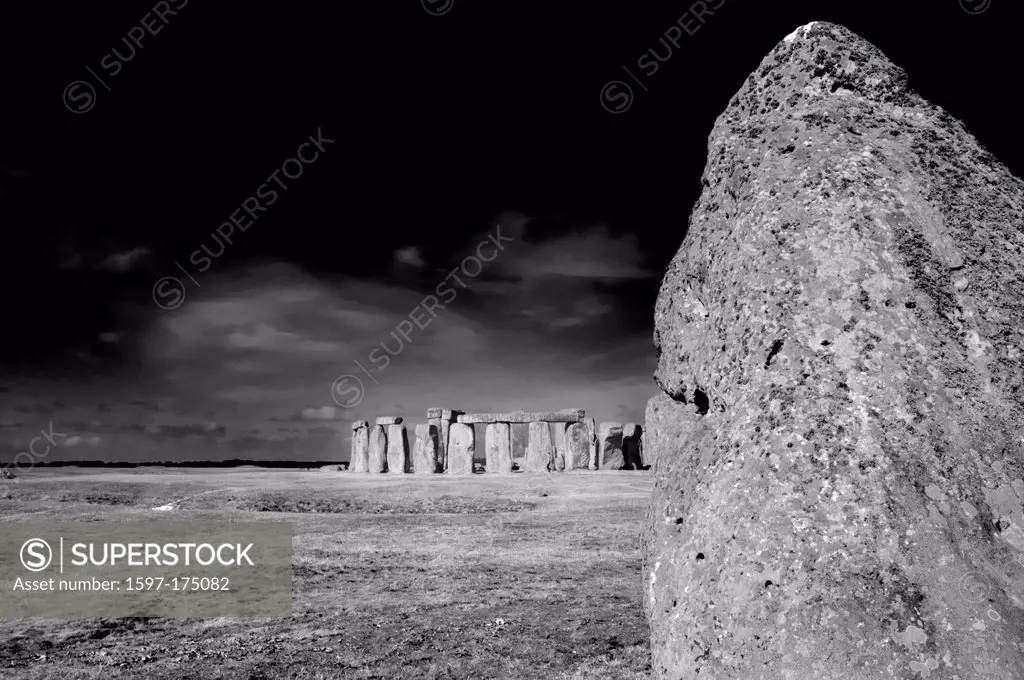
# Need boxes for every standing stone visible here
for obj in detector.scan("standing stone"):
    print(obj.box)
[584,417,598,470]
[367,425,387,473]
[524,421,554,472]
[427,416,444,471]
[622,423,643,470]
[645,21,1024,679]
[598,422,623,470]
[485,422,512,474]
[447,423,475,475]
[350,421,369,473]
[412,424,438,474]
[385,424,409,473]
[564,422,590,471]
[552,423,567,471]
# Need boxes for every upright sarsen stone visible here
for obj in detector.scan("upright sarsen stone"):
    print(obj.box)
[524,421,554,472]
[645,21,1024,680]
[485,422,512,474]
[598,422,623,470]
[564,422,590,471]
[350,421,369,473]
[412,424,438,474]
[386,424,409,473]
[584,417,598,470]
[447,423,475,475]
[552,423,567,471]
[367,424,387,474]
[622,423,643,470]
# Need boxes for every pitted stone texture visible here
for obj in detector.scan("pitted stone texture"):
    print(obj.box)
[564,422,590,471]
[447,423,475,475]
[412,424,438,474]
[583,417,598,470]
[485,422,513,474]
[350,425,370,473]
[350,420,369,431]
[386,424,409,474]
[644,394,698,474]
[646,21,1024,680]
[367,425,387,474]
[375,416,403,425]
[524,421,554,472]
[622,423,643,470]
[598,422,623,470]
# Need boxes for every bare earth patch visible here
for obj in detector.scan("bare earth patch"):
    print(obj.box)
[0,469,652,679]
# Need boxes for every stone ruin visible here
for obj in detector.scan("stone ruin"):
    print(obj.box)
[348,408,644,474]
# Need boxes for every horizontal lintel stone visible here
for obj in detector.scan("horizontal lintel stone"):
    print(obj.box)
[351,420,369,430]
[375,416,404,425]
[456,409,585,424]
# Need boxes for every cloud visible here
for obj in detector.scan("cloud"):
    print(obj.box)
[294,406,343,422]
[488,223,658,284]
[99,247,150,272]
[64,435,101,447]
[394,246,425,268]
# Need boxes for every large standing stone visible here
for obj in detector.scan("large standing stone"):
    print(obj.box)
[524,421,554,472]
[447,423,475,475]
[645,21,1024,679]
[597,422,623,470]
[564,422,590,471]
[427,416,443,471]
[622,423,643,470]
[386,424,409,473]
[583,417,598,470]
[350,421,369,473]
[412,424,438,474]
[552,423,567,471]
[367,425,387,473]
[484,422,512,474]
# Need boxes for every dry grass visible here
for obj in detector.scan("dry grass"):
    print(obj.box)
[0,469,653,679]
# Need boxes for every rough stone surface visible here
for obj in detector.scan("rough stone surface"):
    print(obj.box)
[584,417,598,470]
[524,421,555,472]
[456,409,584,424]
[350,424,370,473]
[622,423,643,470]
[367,425,387,474]
[350,420,369,431]
[644,394,695,473]
[598,422,623,470]
[645,21,1024,680]
[552,424,567,471]
[385,424,409,473]
[412,424,438,474]
[447,423,475,475]
[426,407,442,419]
[564,422,590,471]
[439,419,453,472]
[485,422,512,474]
[375,416,403,425]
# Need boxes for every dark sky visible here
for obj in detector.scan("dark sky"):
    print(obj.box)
[1,0,1019,461]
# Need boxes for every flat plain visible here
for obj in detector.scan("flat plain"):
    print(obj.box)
[0,468,653,679]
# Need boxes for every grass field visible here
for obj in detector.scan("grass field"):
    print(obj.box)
[0,468,654,679]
